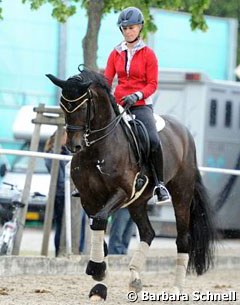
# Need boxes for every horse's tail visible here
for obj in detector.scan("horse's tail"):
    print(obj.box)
[188,168,216,275]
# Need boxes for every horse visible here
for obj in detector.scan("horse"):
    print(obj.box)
[46,68,215,301]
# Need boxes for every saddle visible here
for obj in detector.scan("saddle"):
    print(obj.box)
[120,110,166,207]
[128,118,150,164]
[120,107,165,168]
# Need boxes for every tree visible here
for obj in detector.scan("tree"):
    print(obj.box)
[205,0,240,64]
[0,0,211,70]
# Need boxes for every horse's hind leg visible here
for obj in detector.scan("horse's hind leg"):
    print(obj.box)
[170,180,194,293]
[128,202,155,292]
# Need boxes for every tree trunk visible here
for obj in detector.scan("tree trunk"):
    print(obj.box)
[82,0,104,71]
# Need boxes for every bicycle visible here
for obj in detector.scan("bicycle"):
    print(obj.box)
[0,186,25,255]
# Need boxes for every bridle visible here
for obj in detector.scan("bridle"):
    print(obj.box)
[60,91,89,114]
[60,88,128,147]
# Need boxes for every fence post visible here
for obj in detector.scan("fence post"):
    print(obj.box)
[12,104,43,255]
[59,181,81,256]
[41,126,63,256]
[64,161,72,255]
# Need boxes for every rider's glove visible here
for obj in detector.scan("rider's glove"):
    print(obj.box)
[122,93,139,107]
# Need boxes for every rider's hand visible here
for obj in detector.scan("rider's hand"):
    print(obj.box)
[122,93,139,107]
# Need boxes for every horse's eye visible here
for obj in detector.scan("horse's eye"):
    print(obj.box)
[67,102,78,111]
[81,102,87,109]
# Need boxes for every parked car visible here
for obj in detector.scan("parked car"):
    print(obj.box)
[0,152,50,224]
[0,105,59,224]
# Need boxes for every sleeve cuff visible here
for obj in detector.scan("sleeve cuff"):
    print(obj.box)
[135,91,144,100]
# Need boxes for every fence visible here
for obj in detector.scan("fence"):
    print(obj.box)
[0,148,72,255]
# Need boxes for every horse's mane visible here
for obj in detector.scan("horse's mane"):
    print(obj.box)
[70,68,120,116]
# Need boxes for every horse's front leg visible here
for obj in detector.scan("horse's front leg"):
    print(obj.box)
[86,188,128,301]
[128,203,155,293]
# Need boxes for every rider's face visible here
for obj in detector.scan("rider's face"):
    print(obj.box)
[121,24,142,43]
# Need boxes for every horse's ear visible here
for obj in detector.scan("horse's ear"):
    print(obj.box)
[46,74,66,89]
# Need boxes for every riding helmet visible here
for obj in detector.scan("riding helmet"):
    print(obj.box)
[117,7,144,28]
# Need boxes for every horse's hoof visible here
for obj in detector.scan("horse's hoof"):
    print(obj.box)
[171,286,181,294]
[89,283,107,302]
[86,260,106,281]
[89,295,104,302]
[92,272,106,282]
[129,279,142,293]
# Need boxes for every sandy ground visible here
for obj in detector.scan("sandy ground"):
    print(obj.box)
[0,268,239,305]
[0,228,239,304]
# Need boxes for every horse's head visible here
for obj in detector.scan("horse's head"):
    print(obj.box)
[47,69,119,153]
[46,73,93,153]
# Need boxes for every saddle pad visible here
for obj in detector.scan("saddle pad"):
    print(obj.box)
[119,105,165,132]
[154,113,165,132]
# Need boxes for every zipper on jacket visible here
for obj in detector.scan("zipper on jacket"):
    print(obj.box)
[124,50,128,79]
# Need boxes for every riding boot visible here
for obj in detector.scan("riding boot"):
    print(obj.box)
[151,147,171,204]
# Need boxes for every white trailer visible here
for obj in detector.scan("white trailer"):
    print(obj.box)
[150,69,240,235]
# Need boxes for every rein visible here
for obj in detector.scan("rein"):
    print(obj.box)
[61,88,129,147]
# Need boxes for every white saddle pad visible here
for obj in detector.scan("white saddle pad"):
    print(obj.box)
[154,113,165,132]
[118,105,165,132]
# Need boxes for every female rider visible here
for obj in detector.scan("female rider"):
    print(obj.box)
[104,6,170,204]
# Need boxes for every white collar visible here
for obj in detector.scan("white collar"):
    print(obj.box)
[115,39,146,53]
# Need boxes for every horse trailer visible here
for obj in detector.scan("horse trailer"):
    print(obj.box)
[150,69,240,236]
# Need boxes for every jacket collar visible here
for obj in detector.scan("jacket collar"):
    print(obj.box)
[115,39,145,54]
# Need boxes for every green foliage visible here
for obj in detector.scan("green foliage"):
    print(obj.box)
[0,0,211,32]
[188,0,210,31]
[152,0,210,31]
[0,0,211,68]
[206,0,240,17]
[22,0,78,22]
[18,0,209,32]
[206,0,240,65]
[0,0,2,20]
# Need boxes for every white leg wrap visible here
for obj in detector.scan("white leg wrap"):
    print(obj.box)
[173,253,189,292]
[129,241,149,279]
[89,230,105,263]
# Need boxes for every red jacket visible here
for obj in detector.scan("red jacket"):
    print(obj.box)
[104,45,158,107]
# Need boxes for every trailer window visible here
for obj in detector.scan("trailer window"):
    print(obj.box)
[225,101,232,127]
[209,99,217,126]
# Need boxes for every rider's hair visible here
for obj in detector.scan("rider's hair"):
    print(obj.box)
[44,128,66,153]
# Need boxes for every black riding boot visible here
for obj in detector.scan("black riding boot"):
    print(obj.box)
[151,147,171,204]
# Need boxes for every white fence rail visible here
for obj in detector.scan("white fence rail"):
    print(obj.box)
[0,148,72,162]
[2,148,240,175]
[199,166,240,176]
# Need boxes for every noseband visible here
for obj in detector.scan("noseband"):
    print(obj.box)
[61,88,127,147]
[60,88,93,136]
[60,91,89,114]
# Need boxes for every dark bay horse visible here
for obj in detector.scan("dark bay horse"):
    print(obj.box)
[46,69,215,301]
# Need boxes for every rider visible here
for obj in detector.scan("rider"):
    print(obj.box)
[104,6,170,203]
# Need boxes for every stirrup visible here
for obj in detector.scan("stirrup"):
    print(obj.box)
[71,189,80,197]
[153,184,171,204]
